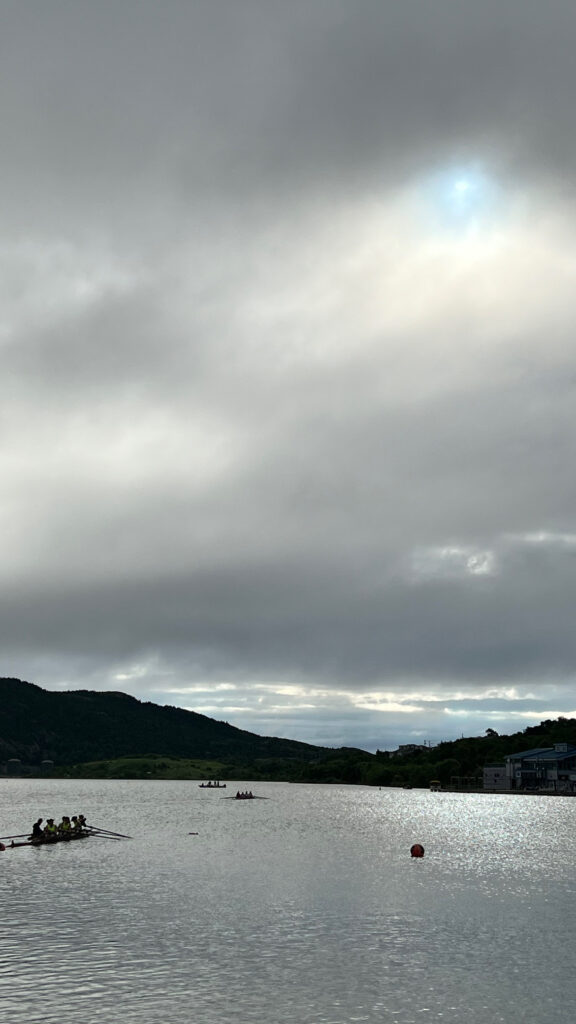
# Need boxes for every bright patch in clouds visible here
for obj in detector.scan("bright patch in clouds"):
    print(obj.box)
[426,165,502,233]
[410,546,497,580]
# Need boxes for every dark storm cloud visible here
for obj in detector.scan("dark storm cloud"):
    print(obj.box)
[2,532,576,686]
[1,0,576,224]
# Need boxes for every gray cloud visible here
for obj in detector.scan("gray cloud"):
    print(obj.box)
[2,1,576,750]
[2,1,576,225]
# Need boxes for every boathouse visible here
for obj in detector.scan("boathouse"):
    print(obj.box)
[504,743,576,793]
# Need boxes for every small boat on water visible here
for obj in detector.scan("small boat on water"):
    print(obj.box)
[199,782,226,788]
[224,792,268,800]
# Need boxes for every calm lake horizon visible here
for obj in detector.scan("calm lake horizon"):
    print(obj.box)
[1,779,574,1023]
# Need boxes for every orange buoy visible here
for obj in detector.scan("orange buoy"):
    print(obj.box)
[410,843,425,858]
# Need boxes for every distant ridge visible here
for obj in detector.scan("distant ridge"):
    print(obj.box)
[4,677,573,789]
[0,677,336,765]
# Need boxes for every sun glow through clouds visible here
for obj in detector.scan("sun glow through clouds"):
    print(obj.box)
[422,165,503,236]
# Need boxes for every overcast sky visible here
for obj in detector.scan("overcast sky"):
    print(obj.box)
[3,1,576,752]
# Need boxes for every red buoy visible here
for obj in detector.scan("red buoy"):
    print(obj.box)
[410,843,425,858]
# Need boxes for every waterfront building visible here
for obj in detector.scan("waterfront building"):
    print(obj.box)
[504,743,576,793]
[483,763,507,791]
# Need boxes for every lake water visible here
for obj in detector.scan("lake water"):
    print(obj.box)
[1,780,575,1024]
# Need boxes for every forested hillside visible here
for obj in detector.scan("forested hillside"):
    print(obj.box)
[2,677,575,786]
[0,677,327,765]
[365,718,576,788]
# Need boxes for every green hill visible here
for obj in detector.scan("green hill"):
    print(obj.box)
[369,717,576,789]
[2,677,575,786]
[0,677,362,775]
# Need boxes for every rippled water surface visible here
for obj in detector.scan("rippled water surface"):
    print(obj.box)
[1,781,575,1023]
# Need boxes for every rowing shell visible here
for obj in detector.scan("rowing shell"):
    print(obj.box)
[3,831,91,850]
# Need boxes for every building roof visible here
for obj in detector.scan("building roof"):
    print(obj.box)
[527,748,576,762]
[506,747,556,760]
[506,746,576,762]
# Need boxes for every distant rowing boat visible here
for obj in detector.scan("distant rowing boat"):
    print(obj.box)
[224,790,266,798]
[227,792,268,800]
[198,783,226,788]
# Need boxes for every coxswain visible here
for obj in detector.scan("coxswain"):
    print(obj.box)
[30,818,43,840]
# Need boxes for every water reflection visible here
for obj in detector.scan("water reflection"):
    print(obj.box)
[1,781,575,1023]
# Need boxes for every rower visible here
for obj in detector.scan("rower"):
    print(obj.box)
[30,818,43,839]
[44,819,58,836]
[58,816,72,834]
[71,815,82,831]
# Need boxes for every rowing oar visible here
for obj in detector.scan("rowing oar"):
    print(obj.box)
[0,833,33,841]
[86,833,123,841]
[85,824,132,839]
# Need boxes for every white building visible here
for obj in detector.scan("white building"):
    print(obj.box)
[389,744,429,758]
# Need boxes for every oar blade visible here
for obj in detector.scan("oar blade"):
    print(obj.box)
[85,824,132,839]
[87,833,123,840]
